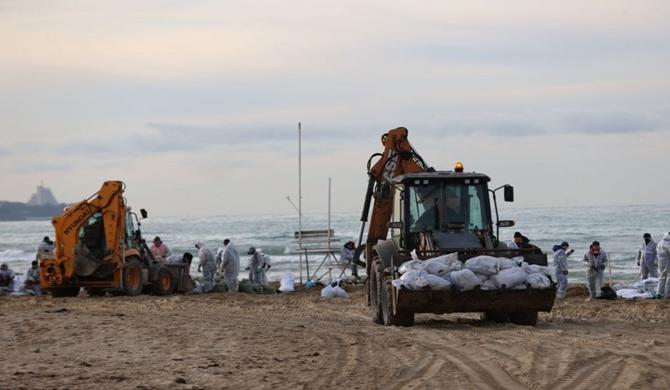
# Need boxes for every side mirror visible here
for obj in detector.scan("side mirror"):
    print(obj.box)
[504,185,514,202]
[140,209,148,219]
[498,220,515,227]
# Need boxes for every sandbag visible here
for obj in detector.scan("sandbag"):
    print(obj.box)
[332,285,349,298]
[522,263,553,278]
[279,272,295,292]
[420,274,452,290]
[475,273,489,284]
[464,256,499,276]
[481,279,498,290]
[497,258,518,270]
[321,285,335,298]
[526,272,552,289]
[450,269,481,291]
[491,267,527,289]
[398,260,425,275]
[424,256,462,276]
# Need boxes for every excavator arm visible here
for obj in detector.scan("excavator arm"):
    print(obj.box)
[357,127,431,274]
[42,181,126,286]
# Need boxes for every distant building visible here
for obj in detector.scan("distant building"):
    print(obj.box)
[27,184,59,206]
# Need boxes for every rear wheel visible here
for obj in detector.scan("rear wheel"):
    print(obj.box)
[86,288,106,296]
[381,279,414,327]
[152,267,175,295]
[508,311,538,326]
[50,287,80,297]
[122,258,144,296]
[369,261,383,324]
[483,312,509,323]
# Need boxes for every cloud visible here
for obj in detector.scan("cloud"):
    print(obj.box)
[562,110,667,135]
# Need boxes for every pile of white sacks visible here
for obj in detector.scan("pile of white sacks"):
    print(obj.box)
[615,278,659,299]
[391,251,553,292]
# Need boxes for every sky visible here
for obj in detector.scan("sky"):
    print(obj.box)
[1,0,669,216]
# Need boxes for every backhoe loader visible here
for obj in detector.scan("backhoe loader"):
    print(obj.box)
[39,181,193,297]
[356,127,555,326]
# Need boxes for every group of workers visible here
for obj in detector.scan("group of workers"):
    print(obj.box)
[148,236,271,294]
[0,236,53,295]
[547,231,670,300]
[5,231,670,300]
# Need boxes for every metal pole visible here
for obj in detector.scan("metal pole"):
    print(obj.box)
[299,122,304,283]
[328,177,332,252]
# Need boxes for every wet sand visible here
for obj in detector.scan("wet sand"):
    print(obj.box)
[1,285,669,389]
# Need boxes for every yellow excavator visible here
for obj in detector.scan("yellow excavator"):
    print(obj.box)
[40,181,193,297]
[356,127,555,326]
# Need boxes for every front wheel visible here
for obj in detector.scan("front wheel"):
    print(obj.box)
[122,258,145,296]
[369,261,384,324]
[152,267,175,295]
[508,311,538,326]
[381,279,414,327]
[50,287,80,297]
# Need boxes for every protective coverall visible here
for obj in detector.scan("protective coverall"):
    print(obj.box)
[35,241,54,261]
[553,247,570,299]
[0,265,16,294]
[22,266,41,295]
[656,233,670,298]
[221,243,240,293]
[583,249,608,298]
[248,253,270,285]
[196,242,217,293]
[637,239,658,279]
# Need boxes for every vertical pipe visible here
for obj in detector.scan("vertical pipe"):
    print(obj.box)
[299,122,303,284]
[328,177,332,252]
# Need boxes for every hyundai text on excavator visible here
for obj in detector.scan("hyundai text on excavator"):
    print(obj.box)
[39,181,193,297]
[356,127,556,326]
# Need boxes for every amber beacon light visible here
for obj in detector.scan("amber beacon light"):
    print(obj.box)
[454,161,464,172]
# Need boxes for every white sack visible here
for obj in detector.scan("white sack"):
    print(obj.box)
[491,267,527,289]
[481,279,498,290]
[526,273,552,289]
[464,256,499,276]
[279,272,295,292]
[332,285,349,298]
[321,285,335,298]
[497,258,518,270]
[450,269,481,291]
[522,263,553,278]
[399,260,425,275]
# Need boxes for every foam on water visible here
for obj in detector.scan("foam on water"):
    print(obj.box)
[1,205,668,284]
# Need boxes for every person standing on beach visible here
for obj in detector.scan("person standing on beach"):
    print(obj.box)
[220,239,240,293]
[656,232,670,299]
[247,247,271,285]
[636,233,658,279]
[195,241,217,293]
[36,236,54,261]
[582,241,608,299]
[553,241,573,299]
[341,241,359,278]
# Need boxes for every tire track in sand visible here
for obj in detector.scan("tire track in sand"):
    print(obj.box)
[386,352,445,390]
[420,338,527,390]
[551,354,623,390]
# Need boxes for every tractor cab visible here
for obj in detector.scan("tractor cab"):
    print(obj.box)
[390,167,515,253]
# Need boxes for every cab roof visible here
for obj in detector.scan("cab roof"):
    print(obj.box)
[393,171,491,184]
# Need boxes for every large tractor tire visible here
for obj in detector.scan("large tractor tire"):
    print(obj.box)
[86,288,106,297]
[381,279,414,327]
[508,311,539,326]
[152,266,175,295]
[122,258,144,296]
[50,287,80,297]
[369,261,384,324]
[483,311,509,323]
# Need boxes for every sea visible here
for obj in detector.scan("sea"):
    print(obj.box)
[1,204,669,289]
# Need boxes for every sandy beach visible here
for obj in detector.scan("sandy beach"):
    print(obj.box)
[0,285,668,390]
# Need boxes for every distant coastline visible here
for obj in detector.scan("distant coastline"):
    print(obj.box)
[0,201,66,221]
